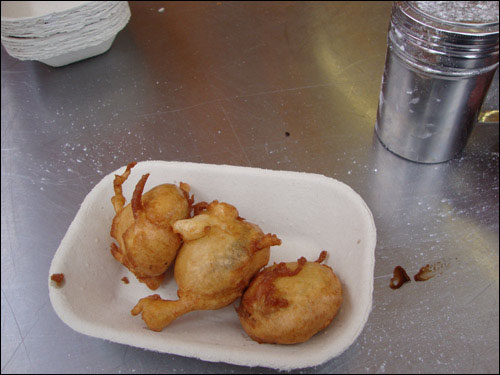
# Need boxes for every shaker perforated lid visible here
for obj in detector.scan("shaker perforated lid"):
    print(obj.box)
[400,1,499,37]
[412,1,499,25]
[389,1,499,74]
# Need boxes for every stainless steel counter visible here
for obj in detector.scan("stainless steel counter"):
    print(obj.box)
[1,2,498,373]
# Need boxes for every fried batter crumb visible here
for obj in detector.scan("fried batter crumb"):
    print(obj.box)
[51,273,65,286]
[315,250,327,263]
[390,266,410,289]
[121,277,130,284]
[414,262,446,281]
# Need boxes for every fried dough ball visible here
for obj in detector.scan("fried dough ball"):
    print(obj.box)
[110,162,192,290]
[237,251,342,344]
[131,200,282,331]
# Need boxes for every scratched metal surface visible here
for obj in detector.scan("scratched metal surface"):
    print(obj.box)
[1,2,499,373]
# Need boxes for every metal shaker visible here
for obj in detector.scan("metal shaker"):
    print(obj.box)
[375,1,499,163]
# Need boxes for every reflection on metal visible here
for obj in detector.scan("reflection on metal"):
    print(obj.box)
[310,5,385,128]
[478,110,499,123]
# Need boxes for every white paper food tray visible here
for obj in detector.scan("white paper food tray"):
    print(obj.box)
[1,1,90,21]
[48,161,376,370]
[38,35,116,67]
[1,1,130,66]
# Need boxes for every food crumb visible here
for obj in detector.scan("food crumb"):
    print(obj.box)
[285,132,290,137]
[158,7,165,13]
[390,266,410,289]
[414,262,445,281]
[121,277,130,284]
[51,273,65,287]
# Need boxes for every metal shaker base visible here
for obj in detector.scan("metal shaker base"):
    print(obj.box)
[374,125,461,164]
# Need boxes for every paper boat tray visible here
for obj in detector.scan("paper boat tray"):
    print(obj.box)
[49,161,376,370]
